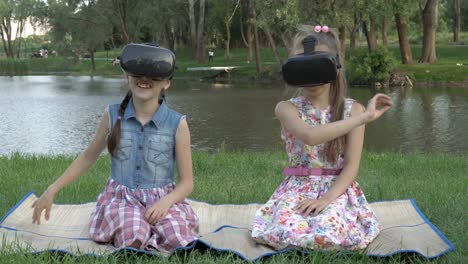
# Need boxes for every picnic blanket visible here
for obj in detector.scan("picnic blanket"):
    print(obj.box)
[0,192,454,261]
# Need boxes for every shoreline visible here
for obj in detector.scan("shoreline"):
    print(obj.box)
[2,72,468,88]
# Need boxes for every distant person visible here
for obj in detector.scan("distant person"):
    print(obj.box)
[251,25,393,251]
[112,56,120,66]
[208,50,214,63]
[31,43,199,253]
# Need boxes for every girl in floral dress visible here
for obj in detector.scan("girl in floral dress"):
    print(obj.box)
[251,25,393,251]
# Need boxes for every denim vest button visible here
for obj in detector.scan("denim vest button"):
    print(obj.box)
[138,145,143,150]
[136,165,141,170]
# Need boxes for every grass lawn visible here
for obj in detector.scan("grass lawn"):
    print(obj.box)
[0,151,466,263]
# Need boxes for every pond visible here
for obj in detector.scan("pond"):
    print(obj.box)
[1,76,467,155]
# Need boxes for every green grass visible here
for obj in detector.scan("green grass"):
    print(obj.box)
[0,151,467,263]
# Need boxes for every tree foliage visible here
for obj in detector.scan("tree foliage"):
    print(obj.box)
[0,0,464,71]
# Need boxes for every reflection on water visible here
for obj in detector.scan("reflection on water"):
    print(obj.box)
[0,76,467,155]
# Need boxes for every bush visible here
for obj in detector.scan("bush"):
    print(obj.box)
[348,47,395,84]
[0,59,29,75]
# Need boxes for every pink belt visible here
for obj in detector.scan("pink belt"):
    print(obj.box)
[283,167,342,176]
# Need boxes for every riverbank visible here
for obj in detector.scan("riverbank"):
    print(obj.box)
[0,45,467,85]
[0,151,466,263]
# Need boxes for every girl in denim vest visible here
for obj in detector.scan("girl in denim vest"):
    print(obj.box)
[31,43,199,253]
[251,25,392,250]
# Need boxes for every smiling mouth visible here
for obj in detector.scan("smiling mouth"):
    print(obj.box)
[136,80,152,89]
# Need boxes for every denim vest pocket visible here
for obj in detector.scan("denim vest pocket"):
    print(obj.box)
[116,139,132,160]
[147,139,172,166]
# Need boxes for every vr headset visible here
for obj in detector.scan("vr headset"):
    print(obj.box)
[120,43,176,80]
[282,36,341,86]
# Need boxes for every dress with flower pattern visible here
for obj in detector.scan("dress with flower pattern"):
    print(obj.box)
[251,96,380,250]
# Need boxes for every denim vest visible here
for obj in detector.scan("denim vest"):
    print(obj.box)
[108,98,184,189]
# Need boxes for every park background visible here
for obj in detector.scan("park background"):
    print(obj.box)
[0,0,467,263]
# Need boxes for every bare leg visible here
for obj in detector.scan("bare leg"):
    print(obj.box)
[128,240,142,249]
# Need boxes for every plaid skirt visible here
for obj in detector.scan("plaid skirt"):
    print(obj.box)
[89,178,199,253]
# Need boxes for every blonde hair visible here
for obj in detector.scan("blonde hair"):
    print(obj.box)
[289,25,348,162]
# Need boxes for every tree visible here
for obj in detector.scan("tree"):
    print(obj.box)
[196,0,206,63]
[391,0,418,64]
[188,0,196,59]
[419,0,438,63]
[453,0,460,42]
[223,0,240,61]
[46,0,112,71]
[137,1,187,50]
[239,0,253,63]
[298,0,355,57]
[0,0,39,58]
[395,13,413,64]
[251,8,262,76]
[206,0,241,61]
[253,0,300,65]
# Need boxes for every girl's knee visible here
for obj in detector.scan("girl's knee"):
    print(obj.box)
[116,220,151,248]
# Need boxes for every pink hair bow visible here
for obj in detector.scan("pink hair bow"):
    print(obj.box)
[314,25,329,33]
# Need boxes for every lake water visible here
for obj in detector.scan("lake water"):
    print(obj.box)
[1,76,467,155]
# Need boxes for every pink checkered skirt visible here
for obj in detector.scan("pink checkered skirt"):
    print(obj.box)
[88,178,199,252]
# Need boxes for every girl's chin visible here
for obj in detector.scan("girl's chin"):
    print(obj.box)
[132,90,157,101]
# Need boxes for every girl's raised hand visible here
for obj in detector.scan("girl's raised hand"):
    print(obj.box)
[31,191,55,224]
[365,93,393,122]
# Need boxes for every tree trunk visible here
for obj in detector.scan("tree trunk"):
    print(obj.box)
[381,16,388,47]
[242,0,253,63]
[348,13,360,54]
[280,33,292,57]
[1,18,14,58]
[363,20,377,53]
[225,18,231,61]
[196,0,206,63]
[0,32,9,57]
[164,22,176,51]
[224,0,240,62]
[239,9,248,48]
[246,23,254,63]
[419,0,438,63]
[252,9,262,76]
[90,49,96,72]
[262,26,282,65]
[16,19,25,58]
[116,0,129,43]
[188,0,197,59]
[454,0,460,42]
[349,29,356,51]
[395,13,413,64]
[338,26,346,59]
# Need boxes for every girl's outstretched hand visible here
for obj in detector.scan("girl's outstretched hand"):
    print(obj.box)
[296,198,331,217]
[31,191,55,224]
[365,93,393,123]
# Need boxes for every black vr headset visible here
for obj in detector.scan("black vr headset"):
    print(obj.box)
[120,43,176,80]
[282,36,341,86]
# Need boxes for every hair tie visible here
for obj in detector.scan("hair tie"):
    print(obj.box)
[117,116,122,120]
[314,25,329,33]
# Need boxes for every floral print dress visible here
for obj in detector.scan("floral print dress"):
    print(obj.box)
[251,96,381,251]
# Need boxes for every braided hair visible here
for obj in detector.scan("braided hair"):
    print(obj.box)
[107,91,132,157]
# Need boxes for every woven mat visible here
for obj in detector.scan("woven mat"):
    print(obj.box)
[0,192,454,261]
